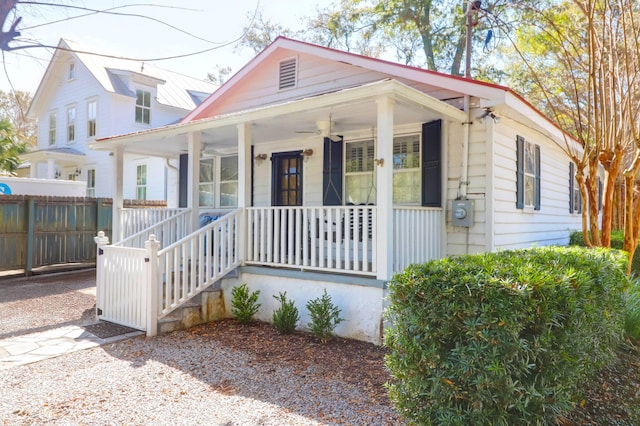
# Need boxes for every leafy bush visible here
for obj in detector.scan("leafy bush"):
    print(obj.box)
[385,246,628,425]
[272,292,300,334]
[306,289,344,342]
[569,230,640,275]
[626,278,640,341]
[231,283,261,324]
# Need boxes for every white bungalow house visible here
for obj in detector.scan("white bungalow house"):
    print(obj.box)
[89,37,588,344]
[23,39,217,202]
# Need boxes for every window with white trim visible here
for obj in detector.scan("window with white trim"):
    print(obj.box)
[87,100,97,137]
[68,62,76,80]
[569,162,581,214]
[220,155,238,207]
[199,158,215,207]
[135,89,151,124]
[516,135,540,210]
[136,164,147,200]
[345,139,375,204]
[87,169,96,197]
[393,134,421,204]
[199,156,239,208]
[66,106,76,143]
[48,111,57,145]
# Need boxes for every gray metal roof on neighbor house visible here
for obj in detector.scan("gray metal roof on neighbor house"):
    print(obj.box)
[29,39,219,115]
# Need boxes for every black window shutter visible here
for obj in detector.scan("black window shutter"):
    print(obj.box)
[534,144,541,210]
[322,137,343,205]
[569,162,575,213]
[178,153,188,208]
[516,136,524,209]
[421,120,442,207]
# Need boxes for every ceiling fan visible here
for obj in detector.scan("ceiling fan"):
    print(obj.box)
[295,117,343,142]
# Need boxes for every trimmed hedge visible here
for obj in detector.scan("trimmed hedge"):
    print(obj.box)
[569,230,640,275]
[385,246,628,425]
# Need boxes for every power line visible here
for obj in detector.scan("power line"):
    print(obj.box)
[3,1,260,62]
[18,3,228,46]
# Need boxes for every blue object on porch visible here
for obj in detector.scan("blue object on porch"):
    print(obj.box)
[199,214,219,227]
[199,214,220,255]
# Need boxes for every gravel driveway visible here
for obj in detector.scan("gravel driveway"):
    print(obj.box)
[0,271,402,425]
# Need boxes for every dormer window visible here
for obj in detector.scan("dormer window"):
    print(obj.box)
[278,57,297,90]
[135,89,151,125]
[68,62,76,80]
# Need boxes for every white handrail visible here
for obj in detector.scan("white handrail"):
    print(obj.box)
[158,209,242,316]
[115,209,191,247]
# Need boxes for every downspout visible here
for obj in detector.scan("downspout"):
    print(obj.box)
[461,0,479,199]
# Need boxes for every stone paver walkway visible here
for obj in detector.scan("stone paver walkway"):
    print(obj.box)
[0,325,143,370]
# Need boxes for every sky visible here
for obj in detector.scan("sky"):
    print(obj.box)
[0,0,336,94]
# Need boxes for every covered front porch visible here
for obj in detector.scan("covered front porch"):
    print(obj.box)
[91,78,464,341]
[94,79,463,281]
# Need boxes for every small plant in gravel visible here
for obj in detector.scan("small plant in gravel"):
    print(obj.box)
[306,289,343,342]
[272,292,300,334]
[231,283,261,324]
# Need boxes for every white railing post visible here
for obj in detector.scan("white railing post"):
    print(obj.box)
[94,231,109,319]
[145,234,161,337]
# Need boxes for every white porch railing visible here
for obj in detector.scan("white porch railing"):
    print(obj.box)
[120,208,187,241]
[95,209,242,336]
[393,206,442,272]
[246,206,377,276]
[158,209,242,317]
[115,209,191,248]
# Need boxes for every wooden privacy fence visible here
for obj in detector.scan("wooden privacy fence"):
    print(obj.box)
[0,196,166,276]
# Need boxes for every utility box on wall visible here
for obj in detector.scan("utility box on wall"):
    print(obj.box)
[452,199,474,227]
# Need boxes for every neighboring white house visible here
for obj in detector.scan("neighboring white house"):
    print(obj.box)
[90,37,596,344]
[23,39,217,204]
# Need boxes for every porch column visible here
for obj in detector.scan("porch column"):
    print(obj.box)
[112,145,124,243]
[187,131,201,233]
[376,96,395,281]
[237,122,252,262]
[46,158,56,179]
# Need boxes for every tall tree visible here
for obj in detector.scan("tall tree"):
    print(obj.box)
[0,119,28,174]
[500,0,640,272]
[0,90,36,147]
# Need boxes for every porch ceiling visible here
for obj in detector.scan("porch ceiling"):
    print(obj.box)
[91,79,466,158]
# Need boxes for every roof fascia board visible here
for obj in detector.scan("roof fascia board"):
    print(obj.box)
[93,79,465,150]
[503,91,580,151]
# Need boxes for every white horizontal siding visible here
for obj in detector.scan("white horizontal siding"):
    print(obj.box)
[209,50,394,116]
[491,117,581,250]
[445,113,488,256]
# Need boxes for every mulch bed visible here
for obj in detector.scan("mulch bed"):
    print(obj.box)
[187,319,393,406]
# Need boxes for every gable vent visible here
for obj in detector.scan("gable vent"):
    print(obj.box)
[279,58,297,90]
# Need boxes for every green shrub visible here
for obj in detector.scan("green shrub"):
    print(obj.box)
[569,230,640,275]
[306,289,344,342]
[385,246,628,425]
[626,278,640,341]
[231,283,261,324]
[272,292,300,334]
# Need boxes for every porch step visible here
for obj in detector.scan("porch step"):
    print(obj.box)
[157,288,227,334]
